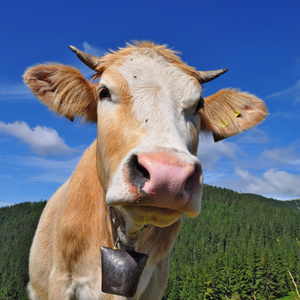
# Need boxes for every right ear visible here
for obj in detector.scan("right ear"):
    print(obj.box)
[23,64,98,122]
[200,89,268,142]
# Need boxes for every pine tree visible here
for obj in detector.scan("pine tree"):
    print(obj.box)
[256,254,281,299]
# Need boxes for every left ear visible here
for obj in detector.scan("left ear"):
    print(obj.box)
[23,64,98,122]
[200,89,268,142]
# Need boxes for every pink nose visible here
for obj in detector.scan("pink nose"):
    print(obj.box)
[128,152,201,203]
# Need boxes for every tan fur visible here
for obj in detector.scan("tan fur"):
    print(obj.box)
[28,143,112,298]
[97,106,146,187]
[137,219,182,262]
[96,67,146,188]
[23,64,98,122]
[24,41,267,300]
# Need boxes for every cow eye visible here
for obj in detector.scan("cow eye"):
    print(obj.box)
[195,97,204,113]
[99,87,110,100]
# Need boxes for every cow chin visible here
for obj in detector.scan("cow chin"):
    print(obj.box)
[106,189,202,228]
[120,205,183,228]
[105,177,202,228]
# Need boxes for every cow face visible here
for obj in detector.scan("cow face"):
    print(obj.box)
[23,42,267,230]
[96,51,204,228]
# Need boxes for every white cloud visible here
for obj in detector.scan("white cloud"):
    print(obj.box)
[235,167,300,200]
[0,202,12,207]
[0,153,82,205]
[267,111,297,121]
[71,42,106,78]
[22,156,81,183]
[197,136,242,170]
[197,135,300,199]
[0,121,73,156]
[260,142,300,171]
[0,154,81,184]
[13,154,80,170]
[262,147,300,164]
[0,83,32,101]
[235,128,270,144]
[266,79,300,103]
[204,167,300,200]
[82,41,106,57]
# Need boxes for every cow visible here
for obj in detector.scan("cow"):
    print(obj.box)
[23,41,267,300]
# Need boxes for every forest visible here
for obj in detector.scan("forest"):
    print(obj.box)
[0,185,299,299]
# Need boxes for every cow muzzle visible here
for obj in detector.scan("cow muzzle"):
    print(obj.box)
[128,153,201,204]
[110,150,203,227]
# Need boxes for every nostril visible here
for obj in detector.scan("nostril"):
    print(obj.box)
[128,155,150,189]
[184,164,200,195]
[136,158,150,180]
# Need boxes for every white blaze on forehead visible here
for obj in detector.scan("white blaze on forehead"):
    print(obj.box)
[117,51,202,150]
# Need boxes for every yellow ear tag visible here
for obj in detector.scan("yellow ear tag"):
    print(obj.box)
[219,109,241,128]
[233,109,241,117]
[219,120,228,128]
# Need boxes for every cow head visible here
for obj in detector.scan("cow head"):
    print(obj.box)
[23,42,267,231]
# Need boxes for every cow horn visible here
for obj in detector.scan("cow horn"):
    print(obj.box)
[199,68,228,83]
[69,45,100,70]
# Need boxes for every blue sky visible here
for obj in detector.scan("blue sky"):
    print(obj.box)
[1,0,300,206]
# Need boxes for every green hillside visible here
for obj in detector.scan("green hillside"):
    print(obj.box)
[164,186,300,300]
[0,201,46,299]
[0,186,299,300]
[283,199,300,211]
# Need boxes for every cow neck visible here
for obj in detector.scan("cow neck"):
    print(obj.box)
[108,206,149,251]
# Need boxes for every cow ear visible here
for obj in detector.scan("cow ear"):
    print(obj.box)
[23,64,98,122]
[200,89,268,142]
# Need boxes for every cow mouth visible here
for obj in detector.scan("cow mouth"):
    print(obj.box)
[121,205,183,228]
